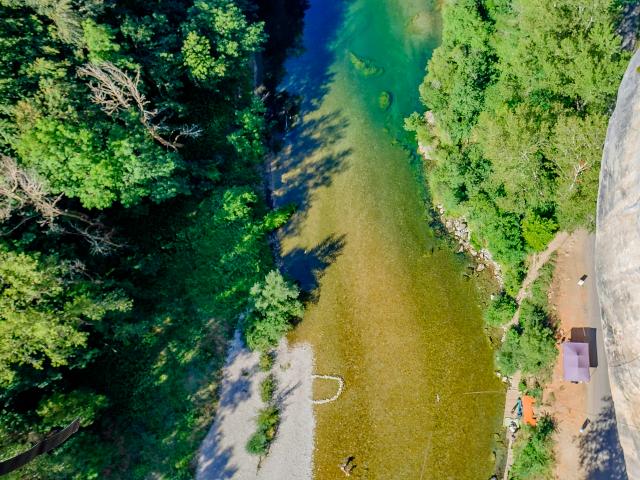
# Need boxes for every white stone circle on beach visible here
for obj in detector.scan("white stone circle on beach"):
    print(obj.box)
[311,374,344,404]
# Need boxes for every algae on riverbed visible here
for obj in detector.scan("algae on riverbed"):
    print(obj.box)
[349,51,385,77]
[378,91,392,110]
[272,0,504,478]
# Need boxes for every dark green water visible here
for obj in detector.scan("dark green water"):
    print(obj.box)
[271,0,504,478]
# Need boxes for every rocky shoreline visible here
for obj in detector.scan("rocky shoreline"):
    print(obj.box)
[417,127,504,287]
[434,203,504,287]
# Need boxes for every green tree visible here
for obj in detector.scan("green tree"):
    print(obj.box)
[37,389,109,428]
[484,294,517,327]
[182,31,218,82]
[518,306,558,376]
[522,211,558,252]
[496,326,521,376]
[475,104,554,214]
[413,0,626,311]
[244,270,303,351]
[0,247,130,387]
[82,19,121,63]
[498,303,557,377]
[14,116,181,208]
[182,0,264,84]
[546,114,608,229]
[419,0,496,144]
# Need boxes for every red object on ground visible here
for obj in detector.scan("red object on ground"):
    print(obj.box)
[522,395,537,427]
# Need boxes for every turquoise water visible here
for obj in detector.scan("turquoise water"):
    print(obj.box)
[272,1,504,478]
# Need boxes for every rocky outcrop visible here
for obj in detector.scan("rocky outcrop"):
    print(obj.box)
[434,204,503,284]
[596,49,640,478]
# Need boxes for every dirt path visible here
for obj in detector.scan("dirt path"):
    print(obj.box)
[196,332,314,480]
[503,232,569,332]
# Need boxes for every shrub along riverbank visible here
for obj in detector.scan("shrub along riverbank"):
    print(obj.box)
[0,0,306,478]
[410,0,631,476]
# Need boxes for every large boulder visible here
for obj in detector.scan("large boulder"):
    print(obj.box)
[596,48,640,478]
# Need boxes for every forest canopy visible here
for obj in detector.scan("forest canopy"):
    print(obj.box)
[409,0,629,294]
[0,0,306,477]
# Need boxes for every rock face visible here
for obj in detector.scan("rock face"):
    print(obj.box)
[596,49,640,478]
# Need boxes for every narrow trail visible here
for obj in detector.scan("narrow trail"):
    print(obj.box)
[504,232,570,333]
[501,231,569,480]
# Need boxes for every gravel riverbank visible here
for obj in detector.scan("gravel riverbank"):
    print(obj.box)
[196,332,314,480]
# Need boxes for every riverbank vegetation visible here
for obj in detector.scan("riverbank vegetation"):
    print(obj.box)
[497,260,558,379]
[0,0,306,477]
[408,0,629,295]
[510,415,556,480]
[247,370,280,456]
[243,270,304,351]
[410,2,629,476]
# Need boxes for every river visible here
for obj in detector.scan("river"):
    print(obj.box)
[270,0,504,478]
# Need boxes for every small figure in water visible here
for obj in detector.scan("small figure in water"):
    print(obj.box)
[436,393,440,403]
[339,456,355,476]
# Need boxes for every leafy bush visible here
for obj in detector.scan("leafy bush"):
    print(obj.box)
[246,430,270,455]
[496,327,521,376]
[497,304,557,377]
[484,294,517,327]
[525,382,544,402]
[243,270,303,351]
[260,374,276,403]
[522,212,558,252]
[37,390,108,428]
[511,415,556,479]
[259,351,274,371]
[517,305,557,377]
[246,405,280,456]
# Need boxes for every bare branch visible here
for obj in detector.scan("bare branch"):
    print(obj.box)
[0,156,121,254]
[77,62,201,150]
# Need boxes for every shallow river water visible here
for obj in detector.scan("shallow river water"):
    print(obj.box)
[271,0,504,478]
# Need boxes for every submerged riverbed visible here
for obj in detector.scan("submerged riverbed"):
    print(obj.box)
[271,0,503,478]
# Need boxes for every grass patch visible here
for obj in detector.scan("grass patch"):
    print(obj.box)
[260,374,277,403]
[259,350,274,371]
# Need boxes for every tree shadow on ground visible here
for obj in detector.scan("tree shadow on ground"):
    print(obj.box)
[578,395,628,480]
[217,345,259,413]
[275,380,301,410]
[196,421,238,480]
[269,0,355,238]
[282,233,346,301]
